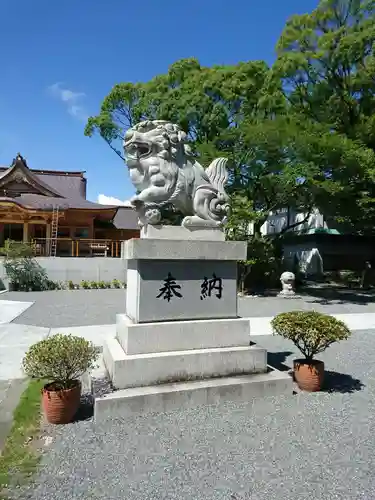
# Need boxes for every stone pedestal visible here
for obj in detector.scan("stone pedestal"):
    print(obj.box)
[95,226,292,421]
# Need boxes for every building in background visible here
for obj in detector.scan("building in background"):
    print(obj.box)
[0,154,139,257]
[257,208,373,275]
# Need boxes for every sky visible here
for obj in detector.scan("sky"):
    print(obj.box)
[0,0,319,205]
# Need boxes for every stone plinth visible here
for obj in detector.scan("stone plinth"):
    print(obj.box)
[96,229,293,422]
[116,314,251,354]
[126,259,238,323]
[125,236,245,323]
[124,238,246,261]
[140,224,225,241]
[95,371,292,422]
[104,336,267,389]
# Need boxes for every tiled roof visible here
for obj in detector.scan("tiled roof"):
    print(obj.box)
[0,162,86,199]
[19,194,116,210]
[112,206,139,230]
[0,194,116,210]
[0,158,63,197]
[35,172,86,198]
[0,155,140,230]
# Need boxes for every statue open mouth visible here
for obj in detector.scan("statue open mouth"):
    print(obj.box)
[125,141,152,161]
[123,120,230,228]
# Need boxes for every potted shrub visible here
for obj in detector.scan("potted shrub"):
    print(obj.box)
[22,334,100,424]
[271,311,351,392]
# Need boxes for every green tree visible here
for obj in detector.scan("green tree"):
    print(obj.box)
[272,0,375,233]
[234,116,319,235]
[85,58,317,234]
[85,58,271,161]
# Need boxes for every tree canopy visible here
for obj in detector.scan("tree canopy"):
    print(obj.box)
[273,0,375,233]
[85,0,375,236]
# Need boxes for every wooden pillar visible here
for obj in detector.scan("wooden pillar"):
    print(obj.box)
[23,222,29,243]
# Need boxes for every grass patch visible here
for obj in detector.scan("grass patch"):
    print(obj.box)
[0,379,44,494]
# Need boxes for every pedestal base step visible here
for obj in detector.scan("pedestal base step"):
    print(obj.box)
[103,337,267,390]
[116,314,251,354]
[94,369,293,422]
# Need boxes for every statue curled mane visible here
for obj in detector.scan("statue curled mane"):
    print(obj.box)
[124,120,230,228]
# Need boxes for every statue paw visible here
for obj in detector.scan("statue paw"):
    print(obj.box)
[144,207,161,225]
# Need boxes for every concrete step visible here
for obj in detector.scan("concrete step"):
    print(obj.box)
[94,369,293,422]
[103,336,267,390]
[116,314,251,355]
[80,353,108,394]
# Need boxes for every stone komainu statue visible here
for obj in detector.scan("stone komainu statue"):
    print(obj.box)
[124,120,230,227]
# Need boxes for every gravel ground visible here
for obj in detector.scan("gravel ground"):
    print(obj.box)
[9,330,374,500]
[2,288,375,327]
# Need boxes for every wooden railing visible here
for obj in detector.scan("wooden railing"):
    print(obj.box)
[31,238,122,258]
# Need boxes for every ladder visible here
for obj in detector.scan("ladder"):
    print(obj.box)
[50,206,59,257]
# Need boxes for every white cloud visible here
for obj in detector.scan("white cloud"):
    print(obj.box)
[47,82,88,122]
[97,194,132,206]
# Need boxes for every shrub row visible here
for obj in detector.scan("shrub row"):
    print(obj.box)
[3,253,125,292]
[58,279,126,290]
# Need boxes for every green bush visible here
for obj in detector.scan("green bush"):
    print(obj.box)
[0,239,35,258]
[55,281,67,290]
[112,279,121,289]
[271,311,351,362]
[45,279,58,290]
[4,257,49,291]
[80,280,90,289]
[67,280,75,290]
[22,334,100,390]
[240,236,282,293]
[90,281,98,289]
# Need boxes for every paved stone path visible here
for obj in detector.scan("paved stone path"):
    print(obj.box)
[0,324,50,380]
[2,289,126,327]
[0,299,33,324]
[1,314,374,381]
[3,288,375,327]
[1,290,375,381]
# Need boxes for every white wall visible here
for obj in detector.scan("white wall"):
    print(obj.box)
[283,242,324,275]
[0,257,127,288]
[262,208,326,235]
[248,208,327,236]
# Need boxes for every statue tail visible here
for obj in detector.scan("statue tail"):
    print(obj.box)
[205,158,229,194]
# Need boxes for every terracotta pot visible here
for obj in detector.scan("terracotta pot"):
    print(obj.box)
[293,359,324,392]
[42,381,81,424]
